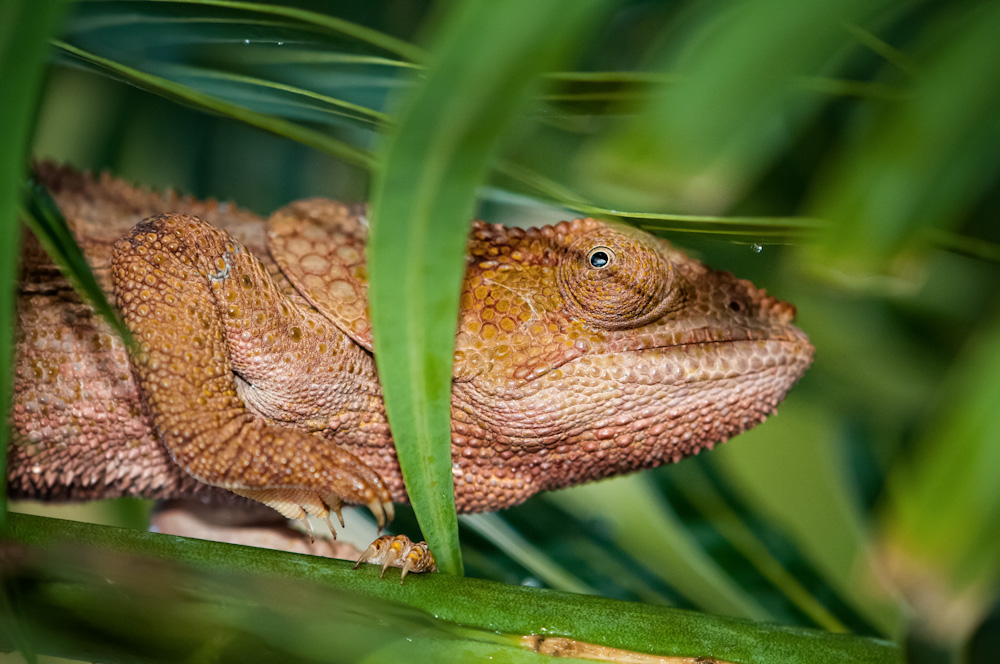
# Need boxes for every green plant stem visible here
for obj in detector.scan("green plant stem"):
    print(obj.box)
[4,513,902,664]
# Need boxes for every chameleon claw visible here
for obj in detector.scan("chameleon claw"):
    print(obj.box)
[322,512,338,540]
[379,558,395,579]
[303,515,315,543]
[383,500,395,524]
[367,499,387,529]
[400,558,416,583]
[354,534,437,581]
[332,503,345,529]
[320,493,346,529]
[354,543,377,571]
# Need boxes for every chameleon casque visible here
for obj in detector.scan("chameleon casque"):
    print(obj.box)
[7,164,814,571]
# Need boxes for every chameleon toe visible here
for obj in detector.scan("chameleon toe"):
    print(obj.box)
[354,534,437,581]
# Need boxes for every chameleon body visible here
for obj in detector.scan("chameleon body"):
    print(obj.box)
[8,164,814,537]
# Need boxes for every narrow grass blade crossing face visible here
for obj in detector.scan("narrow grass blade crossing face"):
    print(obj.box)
[368,0,615,576]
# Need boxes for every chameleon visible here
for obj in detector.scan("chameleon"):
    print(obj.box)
[7,163,813,573]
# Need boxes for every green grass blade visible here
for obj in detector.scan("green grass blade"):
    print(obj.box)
[160,64,391,127]
[459,513,598,596]
[130,0,424,62]
[0,0,72,530]
[53,40,377,170]
[20,180,131,343]
[496,160,825,242]
[0,8,72,664]
[4,513,903,664]
[367,0,614,577]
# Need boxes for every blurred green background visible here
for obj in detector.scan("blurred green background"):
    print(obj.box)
[4,0,1000,662]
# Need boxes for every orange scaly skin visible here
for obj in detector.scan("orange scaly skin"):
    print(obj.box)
[9,165,813,530]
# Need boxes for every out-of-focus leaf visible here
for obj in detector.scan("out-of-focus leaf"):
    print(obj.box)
[0,11,72,664]
[0,0,72,529]
[712,397,904,637]
[547,475,770,621]
[367,0,614,577]
[881,313,1000,646]
[496,161,825,243]
[807,2,1000,285]
[586,0,885,212]
[666,461,851,634]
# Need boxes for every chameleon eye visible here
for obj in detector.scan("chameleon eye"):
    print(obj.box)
[558,225,676,330]
[587,247,614,269]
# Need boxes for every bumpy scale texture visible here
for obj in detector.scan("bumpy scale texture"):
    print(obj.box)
[10,165,814,523]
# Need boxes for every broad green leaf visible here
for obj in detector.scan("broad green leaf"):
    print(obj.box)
[159,63,391,128]
[4,513,903,664]
[367,0,614,576]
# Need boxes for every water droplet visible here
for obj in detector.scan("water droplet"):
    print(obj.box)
[243,39,250,45]
[751,243,763,254]
[277,41,284,46]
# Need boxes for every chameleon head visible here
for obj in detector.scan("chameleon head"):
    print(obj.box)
[450,217,814,512]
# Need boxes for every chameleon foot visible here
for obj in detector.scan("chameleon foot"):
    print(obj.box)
[355,535,437,581]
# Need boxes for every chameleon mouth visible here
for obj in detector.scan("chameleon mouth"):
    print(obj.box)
[517,333,814,387]
[603,327,812,384]
[629,324,813,353]
[626,335,815,386]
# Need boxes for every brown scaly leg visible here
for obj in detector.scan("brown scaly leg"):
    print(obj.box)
[111,214,393,532]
